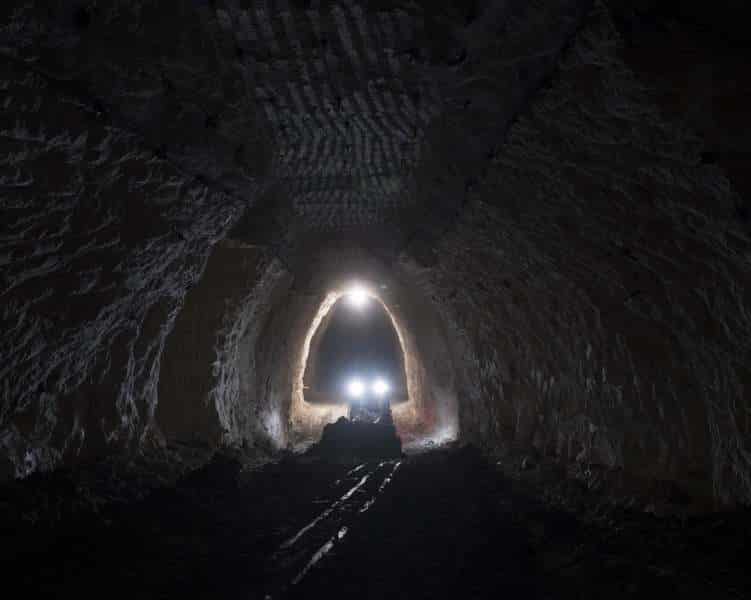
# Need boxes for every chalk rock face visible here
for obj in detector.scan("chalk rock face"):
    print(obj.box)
[0,1,749,506]
[424,9,751,504]
[0,57,247,477]
[156,242,289,450]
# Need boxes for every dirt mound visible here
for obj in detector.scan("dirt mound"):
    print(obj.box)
[308,417,403,460]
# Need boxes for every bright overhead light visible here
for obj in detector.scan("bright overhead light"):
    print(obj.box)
[346,377,366,399]
[372,377,390,397]
[344,285,370,309]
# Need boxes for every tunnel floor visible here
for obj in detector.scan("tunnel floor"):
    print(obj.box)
[3,446,749,599]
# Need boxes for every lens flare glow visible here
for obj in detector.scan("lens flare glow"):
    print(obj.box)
[345,285,370,309]
[346,377,366,399]
[372,377,390,397]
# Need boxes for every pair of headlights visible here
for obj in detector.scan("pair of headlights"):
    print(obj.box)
[345,376,390,399]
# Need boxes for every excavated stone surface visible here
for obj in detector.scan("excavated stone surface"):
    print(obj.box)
[156,241,288,449]
[0,58,245,478]
[1,0,749,508]
[0,1,271,196]
[424,8,751,504]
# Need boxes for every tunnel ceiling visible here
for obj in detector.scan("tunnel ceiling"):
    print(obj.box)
[227,0,591,266]
[1,0,593,266]
[6,0,745,265]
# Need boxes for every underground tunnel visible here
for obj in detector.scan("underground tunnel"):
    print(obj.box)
[302,286,409,412]
[1,0,750,598]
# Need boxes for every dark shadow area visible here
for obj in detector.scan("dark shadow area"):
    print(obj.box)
[307,416,403,460]
[2,446,749,599]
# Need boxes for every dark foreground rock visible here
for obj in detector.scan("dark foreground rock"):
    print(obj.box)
[307,417,403,460]
[178,452,243,490]
[1,445,750,599]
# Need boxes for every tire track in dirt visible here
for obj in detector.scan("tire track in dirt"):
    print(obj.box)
[265,459,402,597]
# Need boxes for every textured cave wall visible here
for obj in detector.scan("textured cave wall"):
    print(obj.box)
[0,1,270,196]
[1,0,274,479]
[276,290,351,446]
[382,266,461,441]
[419,7,751,505]
[396,258,480,441]
[0,59,245,480]
[156,241,287,449]
[608,0,751,220]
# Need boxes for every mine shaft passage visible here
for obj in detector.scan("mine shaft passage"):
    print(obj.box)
[303,288,408,426]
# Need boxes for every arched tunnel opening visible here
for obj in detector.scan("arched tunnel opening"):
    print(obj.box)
[152,245,460,456]
[303,287,409,412]
[293,281,459,456]
[2,1,751,598]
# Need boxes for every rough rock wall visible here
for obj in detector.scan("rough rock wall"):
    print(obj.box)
[0,1,269,195]
[211,252,288,448]
[383,264,461,441]
[424,8,751,504]
[608,0,751,223]
[156,242,287,449]
[0,59,245,479]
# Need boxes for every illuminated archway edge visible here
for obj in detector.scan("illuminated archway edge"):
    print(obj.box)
[289,286,423,444]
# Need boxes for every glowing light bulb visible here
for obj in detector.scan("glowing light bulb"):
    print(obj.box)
[345,285,370,309]
[346,377,365,399]
[372,377,390,397]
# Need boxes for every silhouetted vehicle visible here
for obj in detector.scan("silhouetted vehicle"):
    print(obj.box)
[349,398,393,425]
